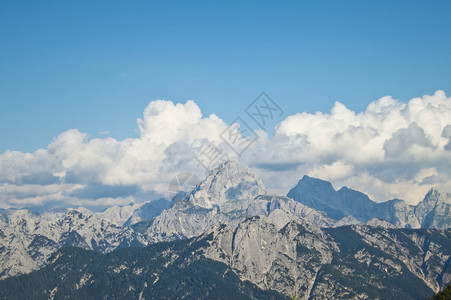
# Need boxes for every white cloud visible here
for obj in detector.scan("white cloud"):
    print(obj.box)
[0,90,450,209]
[249,90,451,203]
[309,161,354,181]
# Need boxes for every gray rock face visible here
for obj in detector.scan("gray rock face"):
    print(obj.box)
[246,195,334,228]
[333,215,361,227]
[0,161,331,279]
[146,161,334,241]
[366,217,396,228]
[188,160,267,212]
[201,216,337,298]
[0,197,173,279]
[415,188,451,229]
[198,216,451,298]
[287,176,376,221]
[0,209,147,279]
[1,159,449,299]
[287,175,451,229]
[4,215,449,299]
[0,161,332,279]
[98,198,173,227]
[146,205,228,243]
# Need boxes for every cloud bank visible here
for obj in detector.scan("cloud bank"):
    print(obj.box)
[1,91,450,209]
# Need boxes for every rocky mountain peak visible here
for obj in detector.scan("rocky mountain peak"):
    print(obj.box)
[422,187,451,204]
[297,175,335,192]
[414,187,451,229]
[187,161,267,212]
[288,175,451,229]
[287,175,376,221]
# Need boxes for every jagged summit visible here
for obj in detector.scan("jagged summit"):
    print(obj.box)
[1,213,450,299]
[287,175,375,221]
[1,162,450,286]
[288,175,451,229]
[298,175,335,188]
[415,187,451,229]
[186,160,267,212]
[422,187,451,204]
[206,159,239,175]
[146,162,334,242]
[98,198,172,227]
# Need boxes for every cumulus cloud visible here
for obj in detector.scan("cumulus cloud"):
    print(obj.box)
[248,90,451,202]
[0,101,228,209]
[0,91,450,209]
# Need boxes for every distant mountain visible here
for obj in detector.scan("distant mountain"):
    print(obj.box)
[97,198,172,226]
[0,162,335,280]
[0,208,148,279]
[1,161,449,287]
[146,161,334,242]
[0,197,172,280]
[287,175,451,229]
[1,216,449,299]
[415,188,451,229]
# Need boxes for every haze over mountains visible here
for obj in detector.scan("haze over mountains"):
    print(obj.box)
[0,161,449,298]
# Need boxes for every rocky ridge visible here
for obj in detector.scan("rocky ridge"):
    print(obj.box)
[1,216,449,299]
[146,161,334,242]
[287,175,451,229]
[0,208,147,279]
[0,161,334,279]
[0,159,449,293]
[199,216,450,297]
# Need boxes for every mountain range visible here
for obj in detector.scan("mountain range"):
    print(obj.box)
[0,161,450,298]
[0,216,449,299]
[288,175,451,229]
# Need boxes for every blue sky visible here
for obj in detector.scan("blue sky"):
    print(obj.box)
[1,1,451,208]
[1,0,451,153]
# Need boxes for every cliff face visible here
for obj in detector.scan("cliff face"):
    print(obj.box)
[146,161,333,242]
[201,216,450,298]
